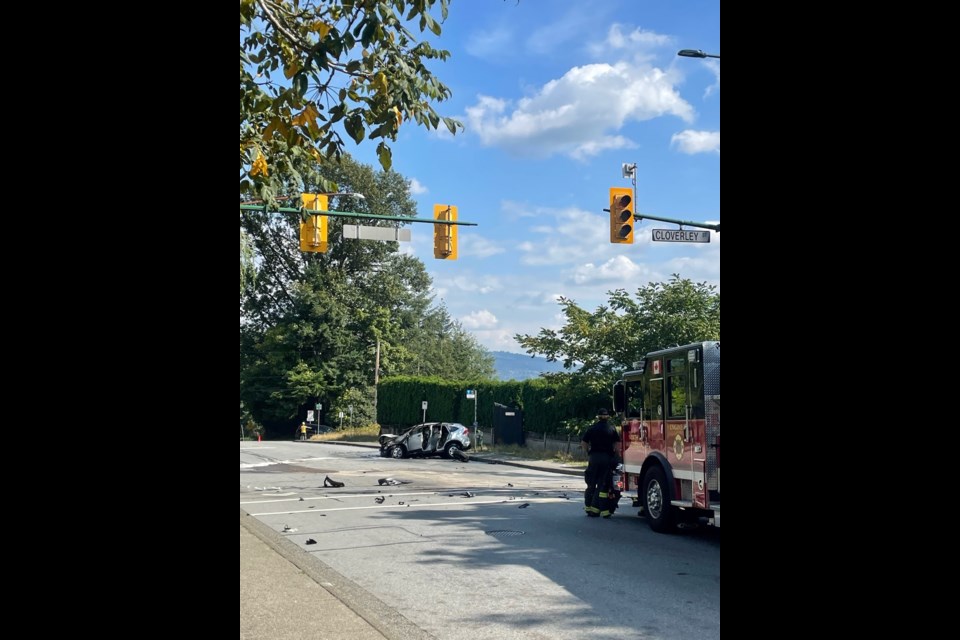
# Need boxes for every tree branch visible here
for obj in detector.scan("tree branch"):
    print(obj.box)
[256,0,314,56]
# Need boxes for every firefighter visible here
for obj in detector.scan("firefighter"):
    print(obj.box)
[580,408,621,518]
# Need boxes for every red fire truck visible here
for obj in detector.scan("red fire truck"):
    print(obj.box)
[613,341,720,532]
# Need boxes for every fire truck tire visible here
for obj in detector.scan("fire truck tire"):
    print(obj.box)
[643,466,676,533]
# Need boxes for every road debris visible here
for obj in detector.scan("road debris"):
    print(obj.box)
[378,477,411,486]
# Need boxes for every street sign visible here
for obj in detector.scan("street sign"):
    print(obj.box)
[342,224,411,242]
[421,401,428,410]
[307,410,315,422]
[651,229,710,243]
[316,403,322,411]
[466,389,475,399]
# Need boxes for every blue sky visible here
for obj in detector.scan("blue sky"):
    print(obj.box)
[346,0,720,354]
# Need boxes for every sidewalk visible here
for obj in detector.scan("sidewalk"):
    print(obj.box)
[241,505,434,640]
[240,517,389,640]
[241,442,585,639]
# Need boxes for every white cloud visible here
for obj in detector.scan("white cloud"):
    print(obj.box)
[569,136,636,161]
[671,130,720,154]
[602,24,672,51]
[586,25,674,62]
[570,255,650,286]
[461,62,693,160]
[471,328,522,352]
[662,254,721,284]
[408,178,428,195]
[461,309,498,330]
[517,207,608,266]
[448,274,500,295]
[501,199,539,219]
[462,234,506,259]
[703,60,720,98]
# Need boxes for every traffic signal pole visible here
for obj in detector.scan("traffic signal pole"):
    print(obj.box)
[238,204,478,227]
[609,163,719,236]
[632,212,720,233]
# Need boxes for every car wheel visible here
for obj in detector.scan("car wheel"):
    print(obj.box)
[444,442,462,458]
[390,445,406,459]
[642,465,676,533]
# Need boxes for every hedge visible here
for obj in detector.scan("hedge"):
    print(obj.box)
[377,376,607,436]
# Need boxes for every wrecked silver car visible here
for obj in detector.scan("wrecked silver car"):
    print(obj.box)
[379,422,472,459]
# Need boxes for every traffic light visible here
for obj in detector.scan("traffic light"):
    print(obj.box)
[433,204,458,259]
[609,187,634,244]
[300,194,329,253]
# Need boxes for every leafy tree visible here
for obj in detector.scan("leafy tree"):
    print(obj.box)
[515,275,720,393]
[393,303,496,381]
[240,0,462,200]
[240,229,256,296]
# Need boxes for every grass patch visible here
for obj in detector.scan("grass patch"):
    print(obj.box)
[311,424,380,443]
[484,443,587,466]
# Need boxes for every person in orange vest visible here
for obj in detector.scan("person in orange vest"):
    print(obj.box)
[300,422,308,441]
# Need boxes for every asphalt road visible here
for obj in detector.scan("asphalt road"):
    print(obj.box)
[240,441,720,640]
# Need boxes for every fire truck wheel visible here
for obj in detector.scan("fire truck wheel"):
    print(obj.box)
[643,466,676,533]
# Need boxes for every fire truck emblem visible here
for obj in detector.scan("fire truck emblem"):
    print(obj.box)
[673,433,684,460]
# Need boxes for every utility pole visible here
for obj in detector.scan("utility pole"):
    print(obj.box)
[374,339,380,423]
[622,162,638,221]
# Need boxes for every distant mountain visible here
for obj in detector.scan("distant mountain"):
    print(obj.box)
[491,350,569,381]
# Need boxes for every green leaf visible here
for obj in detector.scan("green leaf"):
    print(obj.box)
[361,20,376,47]
[345,114,365,144]
[377,142,392,171]
[424,13,441,36]
[442,117,460,135]
[294,74,308,98]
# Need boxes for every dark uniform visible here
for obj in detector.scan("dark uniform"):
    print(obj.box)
[581,410,620,518]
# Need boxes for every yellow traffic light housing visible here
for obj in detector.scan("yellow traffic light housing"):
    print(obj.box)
[300,194,329,253]
[609,187,634,244]
[433,204,458,259]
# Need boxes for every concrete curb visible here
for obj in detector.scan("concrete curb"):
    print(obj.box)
[474,457,585,477]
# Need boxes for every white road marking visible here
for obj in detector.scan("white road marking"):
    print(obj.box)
[239,456,336,469]
[241,491,440,504]
[240,488,576,505]
[248,496,568,516]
